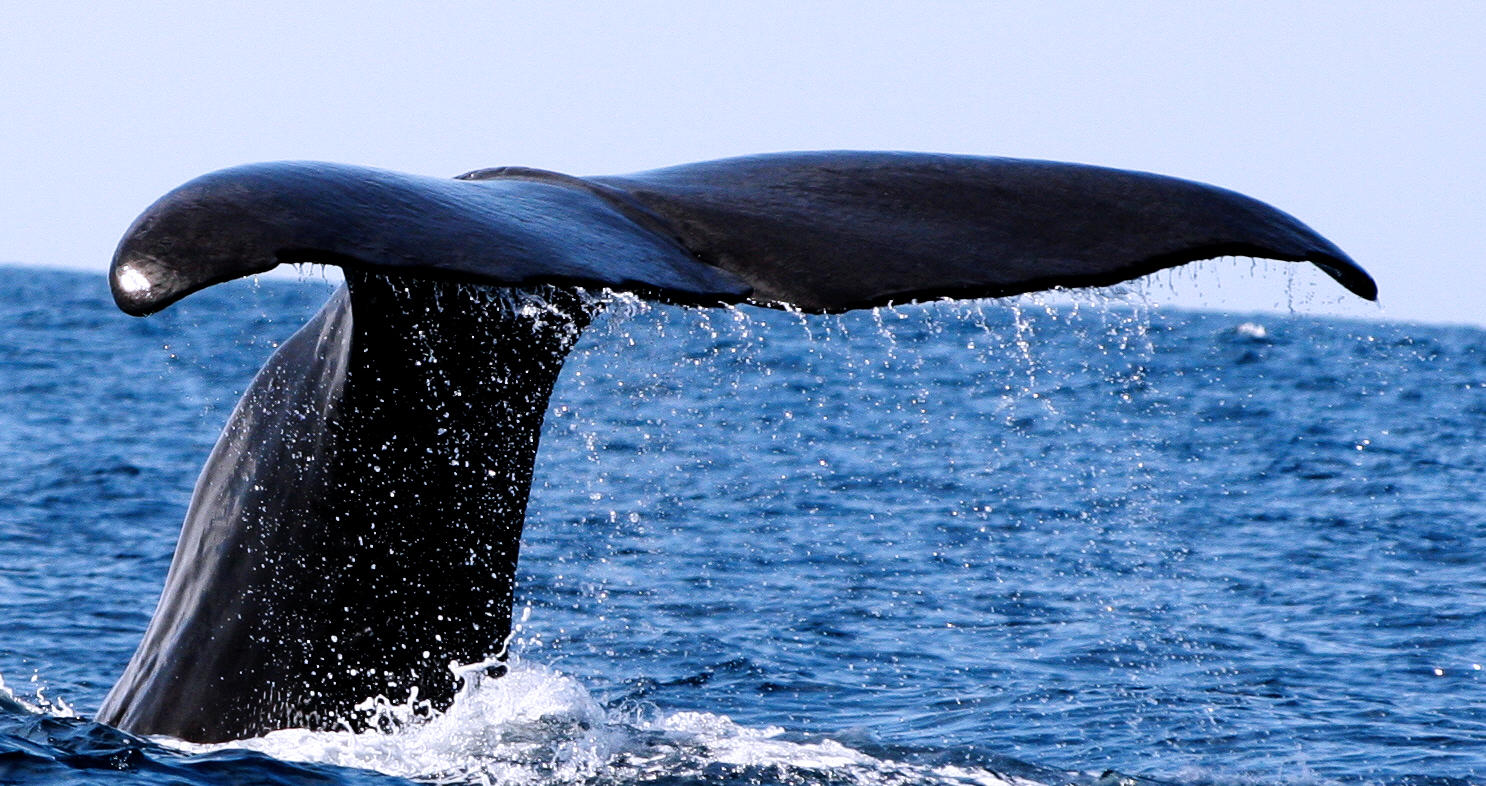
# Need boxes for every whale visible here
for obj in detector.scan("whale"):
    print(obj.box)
[95,151,1376,743]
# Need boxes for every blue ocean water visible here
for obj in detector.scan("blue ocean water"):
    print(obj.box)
[1,264,1482,785]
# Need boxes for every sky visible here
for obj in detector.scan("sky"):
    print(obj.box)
[2,2,1482,326]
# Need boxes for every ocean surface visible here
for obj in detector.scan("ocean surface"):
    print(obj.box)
[1,264,1482,785]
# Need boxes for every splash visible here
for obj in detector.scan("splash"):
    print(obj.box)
[0,671,76,719]
[1234,322,1269,340]
[168,660,1047,786]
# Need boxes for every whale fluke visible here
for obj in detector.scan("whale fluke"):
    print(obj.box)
[585,152,1375,309]
[98,152,1375,742]
[110,152,1374,318]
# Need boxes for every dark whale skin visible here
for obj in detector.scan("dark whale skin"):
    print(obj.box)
[98,152,1374,742]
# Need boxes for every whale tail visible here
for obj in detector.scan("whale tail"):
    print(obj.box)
[110,152,1374,319]
[100,152,1374,742]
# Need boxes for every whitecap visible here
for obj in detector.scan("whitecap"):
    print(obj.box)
[1235,321,1268,339]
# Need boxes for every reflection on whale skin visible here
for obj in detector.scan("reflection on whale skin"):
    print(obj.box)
[95,152,1375,742]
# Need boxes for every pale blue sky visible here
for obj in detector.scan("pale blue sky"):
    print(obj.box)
[3,2,1481,324]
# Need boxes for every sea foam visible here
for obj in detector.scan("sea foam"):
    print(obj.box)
[169,659,1041,786]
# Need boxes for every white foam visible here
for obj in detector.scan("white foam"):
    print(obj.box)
[0,671,76,718]
[166,659,1044,786]
[1235,321,1268,339]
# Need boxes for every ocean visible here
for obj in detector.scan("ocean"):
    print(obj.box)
[1,265,1481,785]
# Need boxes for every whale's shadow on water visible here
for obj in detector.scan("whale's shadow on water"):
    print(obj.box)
[61,151,1388,778]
